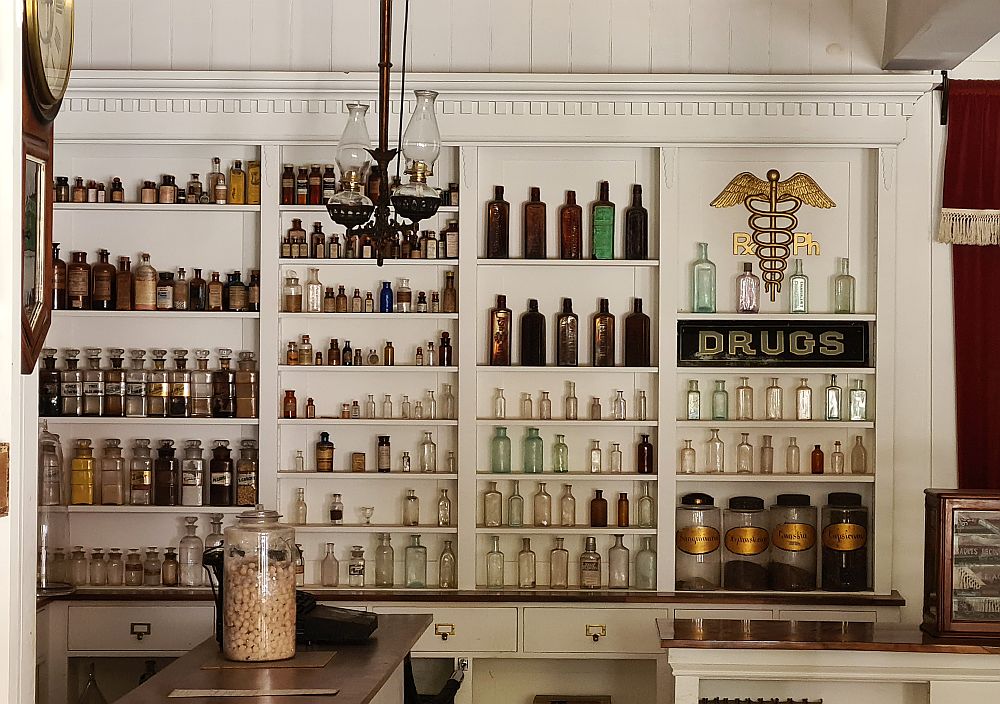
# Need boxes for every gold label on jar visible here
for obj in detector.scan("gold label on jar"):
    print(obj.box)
[724,526,769,556]
[822,523,867,551]
[772,522,817,552]
[676,525,721,555]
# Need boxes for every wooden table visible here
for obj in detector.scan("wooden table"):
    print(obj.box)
[116,612,432,704]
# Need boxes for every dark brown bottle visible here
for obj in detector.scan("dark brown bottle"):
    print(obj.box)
[590,489,608,527]
[341,340,353,366]
[335,285,349,312]
[282,389,297,419]
[519,298,546,366]
[623,297,651,367]
[592,298,616,367]
[207,272,224,312]
[224,271,247,312]
[248,270,261,312]
[308,164,322,205]
[67,251,91,310]
[280,164,295,205]
[488,294,512,366]
[367,164,383,203]
[52,242,67,309]
[209,440,234,506]
[485,185,510,259]
[211,350,236,418]
[296,167,308,205]
[556,298,579,366]
[91,248,116,310]
[637,434,654,474]
[559,190,583,259]
[328,338,340,366]
[153,440,179,507]
[523,187,547,259]
[624,185,648,260]
[438,332,453,366]
[115,256,133,310]
[811,444,825,475]
[617,492,629,527]
[189,268,207,311]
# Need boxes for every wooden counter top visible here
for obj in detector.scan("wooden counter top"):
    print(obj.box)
[116,612,432,704]
[658,618,1000,654]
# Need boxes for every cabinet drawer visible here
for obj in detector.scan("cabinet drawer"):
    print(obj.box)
[372,606,517,652]
[68,605,214,652]
[523,607,664,654]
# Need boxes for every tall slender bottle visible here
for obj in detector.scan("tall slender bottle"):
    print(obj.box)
[517,538,536,588]
[486,536,504,588]
[212,349,236,418]
[52,243,67,309]
[559,190,583,259]
[592,298,616,367]
[550,538,569,589]
[81,348,105,417]
[488,294,512,365]
[485,185,510,258]
[60,348,83,416]
[179,517,204,587]
[523,187,547,259]
[115,256,132,311]
[834,257,856,313]
[38,349,60,417]
[133,253,157,311]
[624,297,650,367]
[180,440,206,507]
[624,184,648,259]
[189,268,207,312]
[556,298,579,366]
[153,440,179,507]
[690,242,716,313]
[519,299,546,366]
[168,350,192,418]
[90,248,116,311]
[788,258,808,313]
[591,181,615,259]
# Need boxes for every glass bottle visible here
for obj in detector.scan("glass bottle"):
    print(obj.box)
[624,184,648,259]
[608,534,630,588]
[849,379,868,421]
[282,271,303,313]
[205,513,225,549]
[282,390,297,419]
[637,482,655,528]
[638,433,655,474]
[736,262,761,313]
[493,388,506,419]
[834,257,856,313]
[580,536,602,589]
[560,190,583,259]
[291,488,307,525]
[329,493,344,524]
[321,543,339,586]
[206,271,225,311]
[419,432,437,473]
[485,185,510,258]
[209,348,234,418]
[67,251,91,309]
[315,432,335,472]
[38,349,60,417]
[635,536,656,590]
[679,439,696,474]
[811,444,825,474]
[396,278,412,312]
[173,268,189,310]
[508,481,524,527]
[685,380,701,420]
[735,377,754,420]
[103,349,126,418]
[163,547,185,591]
[523,187,547,259]
[404,535,427,588]
[533,483,552,527]
[437,488,452,527]
[519,298,546,365]
[99,439,126,505]
[591,397,602,421]
[711,380,729,420]
[613,390,627,420]
[517,538,536,588]
[375,533,394,587]
[610,442,623,473]
[403,489,420,526]
[795,378,813,420]
[851,436,869,474]
[831,441,845,474]
[523,427,543,473]
[81,348,105,417]
[706,429,724,474]
[521,392,533,419]
[151,439,179,506]
[38,420,63,507]
[558,484,577,527]
[591,181,615,259]
[107,549,124,587]
[113,255,133,311]
[382,394,393,419]
[123,350,148,417]
[51,243,67,309]
[552,434,569,473]
[537,391,550,420]
[556,298,579,366]
[550,538,569,589]
[234,352,258,420]
[189,268,207,311]
[91,248,116,310]
[133,252,157,311]
[691,242,717,313]
[589,440,602,474]
[590,489,609,527]
[736,433,754,474]
[59,348,83,416]
[129,439,153,505]
[488,294,512,365]
[442,272,458,313]
[825,374,843,421]
[789,258,809,313]
[760,434,774,474]
[143,547,162,586]
[294,450,305,472]
[785,436,801,474]
[486,535,505,588]
[348,546,366,587]
[179,516,204,587]
[759,377,782,421]
[592,298,616,367]
[624,298,651,367]
[69,439,96,506]
[617,492,630,527]
[208,440,233,506]
[168,349,191,418]
[68,545,89,586]
[565,381,578,420]
[304,267,322,313]
[483,481,502,527]
[124,549,144,586]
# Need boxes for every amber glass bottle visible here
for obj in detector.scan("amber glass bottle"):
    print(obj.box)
[590,490,609,527]
[442,271,458,313]
[189,268,207,311]
[212,350,236,418]
[519,299,546,366]
[115,256,133,310]
[624,185,648,260]
[592,298,616,367]
[623,297,651,367]
[307,164,322,205]
[207,272,224,312]
[224,271,247,312]
[488,294,513,366]
[67,252,91,310]
[559,190,583,259]
[228,160,246,204]
[153,440,179,507]
[556,298,579,366]
[485,186,510,258]
[617,492,629,527]
[282,390,298,419]
[52,242,67,310]
[209,440,234,506]
[523,187,547,259]
[90,249,116,310]
[811,445,825,475]
[280,164,295,205]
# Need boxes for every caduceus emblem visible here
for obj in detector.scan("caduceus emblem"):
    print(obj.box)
[710,169,836,301]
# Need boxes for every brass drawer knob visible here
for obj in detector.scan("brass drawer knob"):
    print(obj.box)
[585,624,606,642]
[130,622,152,641]
[434,623,456,641]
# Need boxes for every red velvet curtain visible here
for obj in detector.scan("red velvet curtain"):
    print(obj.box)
[945,81,1000,490]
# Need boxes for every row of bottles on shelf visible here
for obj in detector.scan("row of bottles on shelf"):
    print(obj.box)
[679,432,868,475]
[315,537,457,589]
[491,385,649,421]
[284,334,454,368]
[690,243,858,314]
[55,158,261,205]
[281,218,459,260]
[686,375,868,422]
[281,163,459,208]
[488,296,650,367]
[39,348,258,419]
[489,428,655,474]
[676,492,869,592]
[483,481,654,529]
[40,429,258,507]
[52,247,260,312]
[290,487,453,528]
[484,183,648,261]
[283,386,456,421]
[485,535,656,590]
[287,431,451,474]
[45,516,215,588]
[282,272,457,314]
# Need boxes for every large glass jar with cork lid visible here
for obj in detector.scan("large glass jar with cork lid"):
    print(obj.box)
[768,493,817,591]
[722,496,769,590]
[675,492,721,590]
[223,505,296,662]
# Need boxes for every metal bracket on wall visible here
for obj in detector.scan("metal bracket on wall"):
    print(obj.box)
[939,70,950,126]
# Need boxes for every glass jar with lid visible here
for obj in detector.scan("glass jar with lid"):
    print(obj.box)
[821,492,869,591]
[223,505,296,661]
[675,492,721,590]
[722,496,769,591]
[768,493,817,590]
[282,271,303,313]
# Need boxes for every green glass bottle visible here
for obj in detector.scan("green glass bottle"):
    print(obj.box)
[591,181,615,260]
[523,427,543,473]
[491,426,511,473]
[552,433,569,473]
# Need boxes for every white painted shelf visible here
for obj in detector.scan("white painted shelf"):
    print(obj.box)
[476,473,658,481]
[674,473,875,482]
[477,366,658,373]
[279,472,459,480]
[675,420,874,428]
[278,365,458,373]
[476,259,658,268]
[291,524,458,533]
[53,310,260,319]
[279,259,458,267]
[278,312,459,320]
[676,312,877,321]
[55,203,260,212]
[475,419,658,426]
[674,367,876,375]
[43,417,258,426]
[277,418,458,426]
[476,526,657,535]
[66,505,246,514]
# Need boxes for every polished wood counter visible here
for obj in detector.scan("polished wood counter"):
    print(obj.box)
[116,613,432,704]
[658,618,1000,654]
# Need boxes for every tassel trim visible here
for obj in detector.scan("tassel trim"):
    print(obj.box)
[938,208,1000,245]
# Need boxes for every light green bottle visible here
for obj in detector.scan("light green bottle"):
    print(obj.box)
[491,426,511,473]
[523,427,543,473]
[591,181,615,260]
[552,434,569,473]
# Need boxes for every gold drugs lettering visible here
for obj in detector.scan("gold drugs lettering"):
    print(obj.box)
[729,331,756,356]
[761,330,785,355]
[699,331,724,356]
[819,331,845,356]
[789,331,815,356]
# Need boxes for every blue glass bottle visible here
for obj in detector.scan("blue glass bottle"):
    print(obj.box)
[379,281,393,313]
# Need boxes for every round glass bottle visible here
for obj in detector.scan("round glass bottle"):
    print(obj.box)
[490,427,511,473]
[522,427,543,473]
[675,492,721,591]
[722,496,769,590]
[821,492,869,591]
[768,493,817,591]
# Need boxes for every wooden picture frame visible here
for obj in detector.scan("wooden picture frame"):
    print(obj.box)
[0,444,8,517]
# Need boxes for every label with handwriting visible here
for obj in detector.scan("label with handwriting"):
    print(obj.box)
[772,522,817,552]
[822,523,867,551]
[676,525,721,555]
[724,526,770,555]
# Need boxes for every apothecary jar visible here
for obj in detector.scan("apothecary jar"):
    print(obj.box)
[223,505,296,661]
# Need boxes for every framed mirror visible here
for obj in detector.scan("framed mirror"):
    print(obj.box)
[21,146,52,372]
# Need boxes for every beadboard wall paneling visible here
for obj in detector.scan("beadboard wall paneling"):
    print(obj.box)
[71,0,889,74]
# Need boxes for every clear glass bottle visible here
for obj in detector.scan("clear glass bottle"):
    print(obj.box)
[349,546,366,587]
[143,547,162,586]
[610,442,623,473]
[403,489,420,526]
[100,439,126,506]
[81,348,105,417]
[637,389,648,421]
[106,549,124,587]
[206,513,225,549]
[589,440,602,474]
[552,434,569,473]
[38,420,63,507]
[491,426,511,473]
[382,393,393,418]
[679,439,697,474]
[579,536,602,589]
[147,349,170,418]
[834,257,856,313]
[427,390,437,419]
[124,548,144,586]
[608,534,630,589]
[736,262,761,313]
[825,374,843,421]
[493,387,506,419]
[686,380,701,420]
[190,350,213,418]
[483,481,502,527]
[637,482,655,528]
[612,390,627,420]
[550,537,569,589]
[125,350,148,417]
[441,383,456,419]
[849,379,868,421]
[129,438,153,505]
[437,488,452,527]
[635,536,656,590]
[305,267,323,313]
[691,242,717,313]
[795,378,813,420]
[701,428,725,474]
[68,545,89,586]
[486,535,504,588]
[419,432,437,473]
[785,437,801,474]
[789,258,809,313]
[711,380,729,420]
[851,435,869,474]
[565,381,578,420]
[831,441,846,474]
[735,377,754,420]
[329,493,344,525]
[404,535,427,588]
[89,548,107,586]
[539,391,552,420]
[736,433,754,474]
[559,484,576,526]
[508,481,524,527]
[675,493,721,590]
[517,538,536,588]
[60,348,83,416]
[532,483,552,527]
[291,488,307,524]
[179,516,204,587]
[523,427,543,473]
[521,392,533,419]
[375,533,394,587]
[282,271,303,313]
[396,278,413,313]
[764,377,783,420]
[321,542,339,586]
[133,252,157,311]
[760,434,774,474]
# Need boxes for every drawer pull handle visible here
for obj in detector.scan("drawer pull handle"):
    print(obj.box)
[585,624,606,642]
[130,622,152,641]
[434,623,456,641]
